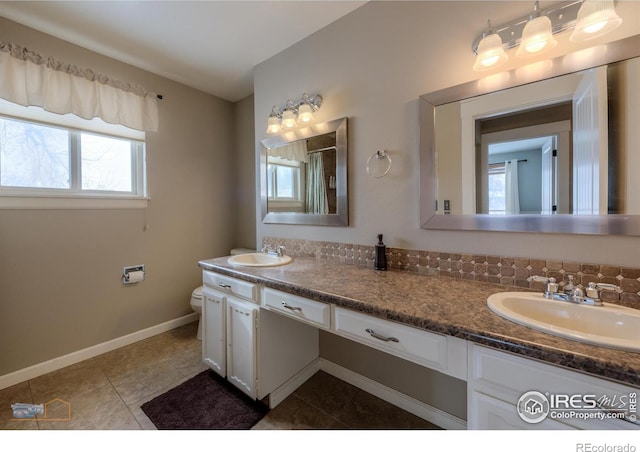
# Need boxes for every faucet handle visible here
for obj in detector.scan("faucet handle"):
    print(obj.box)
[596,283,621,292]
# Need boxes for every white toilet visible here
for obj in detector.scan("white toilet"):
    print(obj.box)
[190,248,255,340]
[190,286,203,340]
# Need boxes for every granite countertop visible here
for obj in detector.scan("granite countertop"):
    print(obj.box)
[199,256,640,387]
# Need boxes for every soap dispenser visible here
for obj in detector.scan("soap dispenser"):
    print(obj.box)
[374,234,387,271]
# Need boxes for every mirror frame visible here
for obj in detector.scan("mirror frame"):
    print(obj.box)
[260,116,348,226]
[420,34,640,236]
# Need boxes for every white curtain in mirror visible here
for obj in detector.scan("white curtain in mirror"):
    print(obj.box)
[267,140,308,163]
[306,153,328,214]
[505,159,520,214]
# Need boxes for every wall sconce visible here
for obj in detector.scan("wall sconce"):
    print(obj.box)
[472,0,622,71]
[265,93,323,134]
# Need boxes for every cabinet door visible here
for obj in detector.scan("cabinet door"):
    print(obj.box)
[202,289,226,377]
[226,296,258,398]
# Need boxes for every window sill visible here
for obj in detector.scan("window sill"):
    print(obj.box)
[0,195,149,210]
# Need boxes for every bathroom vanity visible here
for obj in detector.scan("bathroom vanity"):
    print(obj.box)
[198,256,640,430]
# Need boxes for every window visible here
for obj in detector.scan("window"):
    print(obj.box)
[488,163,506,214]
[0,100,146,208]
[267,157,302,202]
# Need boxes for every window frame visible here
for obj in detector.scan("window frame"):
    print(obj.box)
[0,103,147,210]
[267,157,303,203]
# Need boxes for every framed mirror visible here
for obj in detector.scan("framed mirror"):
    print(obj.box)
[260,116,348,226]
[420,34,640,236]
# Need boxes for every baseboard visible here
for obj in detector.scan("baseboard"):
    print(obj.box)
[0,313,199,391]
[267,358,321,409]
[319,358,467,430]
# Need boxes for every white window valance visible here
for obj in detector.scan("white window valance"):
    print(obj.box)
[268,140,308,163]
[0,41,159,132]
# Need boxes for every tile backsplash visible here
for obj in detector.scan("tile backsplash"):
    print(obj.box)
[262,236,640,308]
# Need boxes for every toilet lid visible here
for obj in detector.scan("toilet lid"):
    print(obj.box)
[192,286,203,299]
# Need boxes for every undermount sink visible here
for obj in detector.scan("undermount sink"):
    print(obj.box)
[227,253,292,267]
[487,292,640,352]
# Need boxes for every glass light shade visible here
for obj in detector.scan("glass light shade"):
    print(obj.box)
[281,109,297,128]
[516,15,557,57]
[297,103,314,123]
[266,115,281,134]
[570,0,622,42]
[473,33,508,72]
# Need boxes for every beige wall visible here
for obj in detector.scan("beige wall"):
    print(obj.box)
[253,1,640,420]
[0,18,236,375]
[254,1,640,267]
[233,95,257,251]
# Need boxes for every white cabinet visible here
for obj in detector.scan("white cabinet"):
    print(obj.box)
[202,272,259,398]
[468,344,640,430]
[226,296,258,398]
[202,288,226,376]
[202,270,319,404]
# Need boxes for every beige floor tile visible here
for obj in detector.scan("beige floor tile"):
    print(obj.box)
[293,371,359,418]
[108,359,186,406]
[0,382,38,430]
[336,389,440,429]
[29,360,111,402]
[252,395,347,430]
[2,321,439,431]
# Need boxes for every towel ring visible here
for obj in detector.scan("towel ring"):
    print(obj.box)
[366,150,392,178]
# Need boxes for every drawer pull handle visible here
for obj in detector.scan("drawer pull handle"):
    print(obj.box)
[218,283,232,289]
[365,328,399,343]
[282,301,302,312]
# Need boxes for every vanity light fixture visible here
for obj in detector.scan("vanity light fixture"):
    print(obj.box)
[472,0,622,72]
[571,0,623,42]
[265,92,323,134]
[473,20,509,71]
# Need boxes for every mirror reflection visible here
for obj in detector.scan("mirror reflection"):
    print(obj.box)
[260,116,348,226]
[266,132,337,215]
[434,56,640,217]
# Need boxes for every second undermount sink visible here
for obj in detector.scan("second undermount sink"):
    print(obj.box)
[487,292,640,352]
[227,253,292,267]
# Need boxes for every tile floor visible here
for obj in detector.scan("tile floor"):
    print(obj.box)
[1,321,438,430]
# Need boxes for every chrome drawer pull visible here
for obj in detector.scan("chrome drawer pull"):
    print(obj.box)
[217,283,232,289]
[366,328,399,343]
[282,301,302,312]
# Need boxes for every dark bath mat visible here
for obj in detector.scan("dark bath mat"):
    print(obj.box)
[141,370,268,429]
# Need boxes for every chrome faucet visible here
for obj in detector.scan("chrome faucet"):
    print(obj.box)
[528,275,619,307]
[261,245,286,257]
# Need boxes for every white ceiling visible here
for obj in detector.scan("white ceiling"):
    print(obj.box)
[488,137,551,155]
[0,1,366,102]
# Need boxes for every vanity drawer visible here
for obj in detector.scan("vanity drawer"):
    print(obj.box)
[203,271,258,303]
[333,306,467,379]
[262,288,331,329]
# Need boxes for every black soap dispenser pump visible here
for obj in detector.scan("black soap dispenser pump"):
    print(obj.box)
[374,234,387,271]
